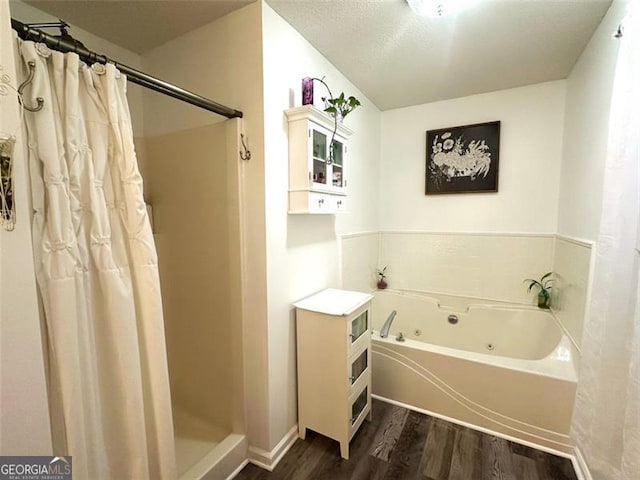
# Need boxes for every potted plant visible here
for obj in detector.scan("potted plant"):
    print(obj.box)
[323,92,361,122]
[377,266,388,290]
[524,272,553,309]
[305,77,362,163]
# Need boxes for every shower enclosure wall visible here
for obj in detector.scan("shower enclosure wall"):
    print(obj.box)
[142,119,246,478]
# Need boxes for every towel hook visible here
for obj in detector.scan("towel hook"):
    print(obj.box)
[613,24,624,38]
[240,133,251,161]
[18,61,44,112]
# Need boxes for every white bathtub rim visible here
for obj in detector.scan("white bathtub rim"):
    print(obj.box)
[373,288,579,381]
[375,288,580,344]
[572,446,594,480]
[372,394,576,458]
[374,287,536,313]
[373,331,577,383]
[226,460,249,480]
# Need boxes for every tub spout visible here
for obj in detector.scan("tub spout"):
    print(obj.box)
[380,310,397,338]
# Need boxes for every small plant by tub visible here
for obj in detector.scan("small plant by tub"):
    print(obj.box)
[524,272,553,309]
[377,266,388,290]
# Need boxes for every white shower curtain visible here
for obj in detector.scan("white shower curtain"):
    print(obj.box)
[17,39,176,479]
[570,1,640,479]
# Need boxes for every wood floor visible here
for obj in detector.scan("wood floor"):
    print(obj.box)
[234,399,578,480]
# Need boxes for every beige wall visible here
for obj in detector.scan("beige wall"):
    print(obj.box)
[340,233,380,293]
[380,81,566,233]
[551,0,627,355]
[146,121,244,433]
[1,0,51,453]
[340,81,567,308]
[550,0,626,374]
[261,2,382,453]
[556,0,625,241]
[139,0,382,457]
[141,1,268,450]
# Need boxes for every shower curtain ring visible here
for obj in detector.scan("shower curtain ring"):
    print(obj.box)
[18,61,44,112]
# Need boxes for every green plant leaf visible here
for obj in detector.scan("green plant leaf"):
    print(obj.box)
[524,279,542,292]
[524,272,554,295]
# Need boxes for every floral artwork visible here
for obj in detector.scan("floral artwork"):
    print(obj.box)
[425,121,500,194]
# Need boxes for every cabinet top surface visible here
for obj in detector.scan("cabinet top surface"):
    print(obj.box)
[285,105,354,137]
[294,288,373,316]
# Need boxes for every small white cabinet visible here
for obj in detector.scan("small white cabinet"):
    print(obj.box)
[285,105,353,214]
[294,288,373,459]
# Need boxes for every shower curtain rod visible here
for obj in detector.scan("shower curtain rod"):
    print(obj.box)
[11,18,243,119]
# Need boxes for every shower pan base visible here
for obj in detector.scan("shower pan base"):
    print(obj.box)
[174,406,247,479]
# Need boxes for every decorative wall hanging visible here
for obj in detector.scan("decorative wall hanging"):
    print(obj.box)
[0,63,19,231]
[0,135,16,231]
[425,121,500,195]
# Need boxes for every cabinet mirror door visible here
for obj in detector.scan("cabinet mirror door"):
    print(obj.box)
[351,386,368,425]
[350,349,368,385]
[312,129,327,185]
[331,139,344,187]
[350,310,368,344]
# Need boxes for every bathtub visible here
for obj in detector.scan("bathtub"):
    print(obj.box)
[371,289,578,453]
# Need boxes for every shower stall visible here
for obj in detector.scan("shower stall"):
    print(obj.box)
[143,119,246,478]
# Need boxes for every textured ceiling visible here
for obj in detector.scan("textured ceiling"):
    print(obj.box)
[22,0,253,53]
[17,0,612,109]
[267,0,612,110]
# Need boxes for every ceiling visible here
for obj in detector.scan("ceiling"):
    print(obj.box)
[267,0,612,109]
[22,0,253,53]
[18,0,612,110]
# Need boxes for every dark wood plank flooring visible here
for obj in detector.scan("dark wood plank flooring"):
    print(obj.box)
[234,399,578,480]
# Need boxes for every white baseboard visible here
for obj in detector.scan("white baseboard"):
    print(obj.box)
[572,447,593,480]
[247,425,298,471]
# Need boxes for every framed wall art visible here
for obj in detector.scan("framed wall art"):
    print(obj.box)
[425,121,500,195]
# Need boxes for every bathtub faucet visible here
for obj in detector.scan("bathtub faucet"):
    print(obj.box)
[380,310,397,338]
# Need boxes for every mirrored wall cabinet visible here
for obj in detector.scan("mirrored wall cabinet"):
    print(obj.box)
[285,105,353,214]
